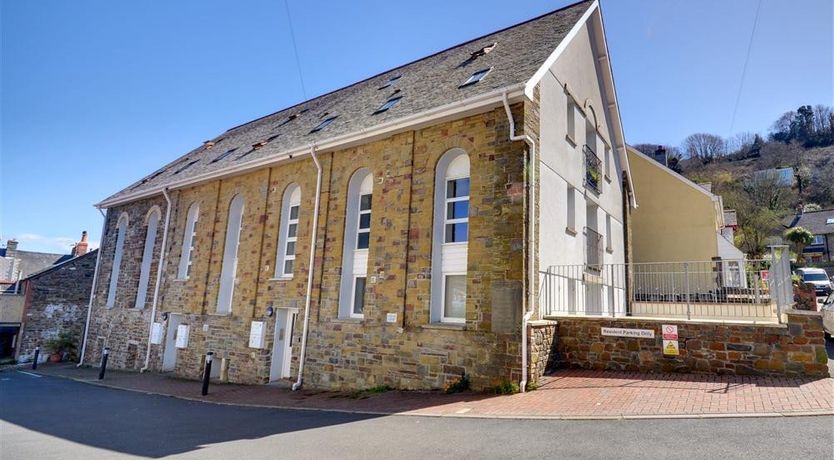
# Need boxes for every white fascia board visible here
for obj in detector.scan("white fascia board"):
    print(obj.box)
[96,85,526,209]
[523,0,599,101]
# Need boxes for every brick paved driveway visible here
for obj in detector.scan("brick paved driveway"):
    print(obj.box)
[20,364,833,419]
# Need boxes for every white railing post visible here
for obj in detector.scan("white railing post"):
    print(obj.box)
[684,262,692,321]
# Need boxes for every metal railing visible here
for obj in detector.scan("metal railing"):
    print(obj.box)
[583,144,602,194]
[584,227,603,273]
[539,257,787,322]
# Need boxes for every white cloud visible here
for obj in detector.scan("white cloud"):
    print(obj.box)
[6,233,100,254]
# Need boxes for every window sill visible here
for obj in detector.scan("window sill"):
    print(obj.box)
[332,317,363,324]
[565,227,577,236]
[172,278,188,283]
[269,276,294,281]
[207,312,232,317]
[565,134,577,147]
[422,322,466,331]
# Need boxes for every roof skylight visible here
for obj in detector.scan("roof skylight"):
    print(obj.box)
[211,148,238,163]
[378,75,402,90]
[459,68,492,88]
[373,96,402,115]
[277,114,298,128]
[310,116,338,133]
[827,217,834,224]
[459,43,497,67]
[173,160,199,174]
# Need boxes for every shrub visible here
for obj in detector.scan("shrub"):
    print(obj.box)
[444,374,470,394]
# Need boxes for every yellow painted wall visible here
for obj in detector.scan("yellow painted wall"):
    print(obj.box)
[628,147,719,263]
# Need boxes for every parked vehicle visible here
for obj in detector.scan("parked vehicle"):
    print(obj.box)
[822,294,834,338]
[796,268,833,296]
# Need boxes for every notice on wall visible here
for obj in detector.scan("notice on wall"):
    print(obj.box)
[662,324,679,356]
[249,321,265,349]
[175,325,190,349]
[663,340,680,356]
[601,327,655,339]
[150,322,164,345]
[386,313,397,323]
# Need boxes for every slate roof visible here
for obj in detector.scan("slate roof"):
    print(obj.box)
[0,248,71,281]
[786,209,834,235]
[23,249,99,280]
[100,0,593,206]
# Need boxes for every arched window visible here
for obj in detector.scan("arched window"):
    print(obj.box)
[134,207,161,309]
[106,212,129,308]
[177,202,200,280]
[431,149,470,323]
[275,184,301,278]
[217,194,244,314]
[338,169,373,319]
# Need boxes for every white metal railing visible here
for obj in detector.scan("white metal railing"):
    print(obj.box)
[539,255,791,322]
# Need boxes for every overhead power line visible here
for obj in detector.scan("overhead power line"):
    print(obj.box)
[728,0,762,138]
[284,0,307,100]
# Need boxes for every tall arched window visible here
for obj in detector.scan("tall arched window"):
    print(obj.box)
[106,212,129,308]
[275,184,301,278]
[134,207,161,309]
[217,194,244,314]
[339,169,373,319]
[177,202,200,280]
[431,149,470,323]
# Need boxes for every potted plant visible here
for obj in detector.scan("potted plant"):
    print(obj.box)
[44,331,79,363]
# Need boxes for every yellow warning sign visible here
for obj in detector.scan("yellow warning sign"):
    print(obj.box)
[663,339,680,356]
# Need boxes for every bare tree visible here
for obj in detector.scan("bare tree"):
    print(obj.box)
[727,132,757,154]
[682,133,727,163]
[812,105,833,133]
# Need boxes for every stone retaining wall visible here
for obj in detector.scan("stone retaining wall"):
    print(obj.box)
[536,310,829,378]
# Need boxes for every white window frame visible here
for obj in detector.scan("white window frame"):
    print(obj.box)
[350,275,367,318]
[431,148,470,324]
[106,212,129,308]
[605,213,613,252]
[217,194,244,315]
[338,169,373,319]
[134,207,161,309]
[177,202,199,280]
[443,176,469,244]
[356,192,372,249]
[813,235,825,245]
[275,184,301,279]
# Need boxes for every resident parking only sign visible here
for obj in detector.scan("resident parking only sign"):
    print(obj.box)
[662,324,679,356]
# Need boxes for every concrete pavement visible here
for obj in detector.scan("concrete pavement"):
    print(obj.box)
[2,370,832,460]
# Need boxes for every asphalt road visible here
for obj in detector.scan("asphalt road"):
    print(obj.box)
[1,370,832,460]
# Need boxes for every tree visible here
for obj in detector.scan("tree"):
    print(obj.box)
[727,132,757,154]
[770,111,795,143]
[784,226,815,265]
[682,133,726,164]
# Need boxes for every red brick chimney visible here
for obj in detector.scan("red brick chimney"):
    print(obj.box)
[72,231,89,257]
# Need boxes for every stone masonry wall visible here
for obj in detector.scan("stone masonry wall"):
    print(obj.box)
[551,310,829,378]
[528,320,558,385]
[85,105,530,390]
[17,250,97,362]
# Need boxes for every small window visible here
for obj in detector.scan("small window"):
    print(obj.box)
[310,116,338,133]
[444,178,469,243]
[174,159,200,174]
[605,213,613,251]
[373,96,402,115]
[211,148,238,163]
[566,99,576,142]
[567,186,576,233]
[827,218,834,225]
[378,75,401,90]
[356,193,372,249]
[277,114,298,128]
[178,203,200,280]
[276,185,301,278]
[459,68,491,88]
[351,276,366,317]
[443,275,466,321]
[813,235,825,245]
[459,42,497,67]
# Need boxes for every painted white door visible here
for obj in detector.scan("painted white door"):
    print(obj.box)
[269,309,296,381]
[162,314,181,372]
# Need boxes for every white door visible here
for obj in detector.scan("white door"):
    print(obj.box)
[162,314,181,372]
[269,309,297,381]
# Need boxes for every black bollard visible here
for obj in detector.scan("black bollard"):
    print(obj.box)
[98,348,109,380]
[201,351,214,396]
[32,347,40,370]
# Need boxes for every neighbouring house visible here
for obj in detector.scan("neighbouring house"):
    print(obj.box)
[751,167,795,187]
[626,146,750,314]
[0,232,91,360]
[16,249,98,363]
[785,208,834,264]
[722,209,738,241]
[80,0,635,390]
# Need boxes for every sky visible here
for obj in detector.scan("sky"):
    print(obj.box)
[2,0,832,253]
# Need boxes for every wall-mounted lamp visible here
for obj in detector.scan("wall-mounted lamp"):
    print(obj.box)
[266,306,274,317]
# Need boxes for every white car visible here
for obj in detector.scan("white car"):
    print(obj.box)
[796,267,833,297]
[823,294,834,338]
